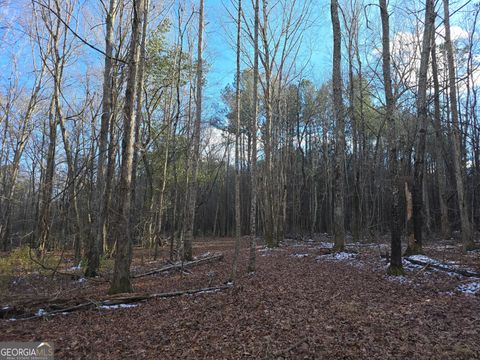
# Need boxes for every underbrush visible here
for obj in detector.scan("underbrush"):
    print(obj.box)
[0,246,62,290]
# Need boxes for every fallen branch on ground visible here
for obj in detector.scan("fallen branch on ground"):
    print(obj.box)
[404,257,480,278]
[133,254,224,278]
[11,284,232,321]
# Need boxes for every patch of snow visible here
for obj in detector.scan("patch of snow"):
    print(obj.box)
[76,277,86,283]
[405,256,477,277]
[457,282,480,295]
[194,289,222,295]
[402,259,423,270]
[318,242,334,249]
[316,252,356,262]
[66,263,82,272]
[199,252,211,258]
[290,253,309,258]
[386,276,411,284]
[408,255,442,265]
[446,272,462,278]
[36,308,47,317]
[2,306,10,310]
[347,242,378,248]
[99,303,138,310]
[259,247,284,256]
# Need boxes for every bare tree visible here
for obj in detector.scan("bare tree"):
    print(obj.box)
[86,0,119,277]
[442,0,474,250]
[408,0,435,255]
[183,0,204,261]
[248,0,260,273]
[109,0,145,294]
[331,0,346,251]
[231,0,242,282]
[379,0,403,275]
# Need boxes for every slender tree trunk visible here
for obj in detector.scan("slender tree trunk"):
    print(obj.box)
[431,42,450,239]
[184,0,204,261]
[248,0,260,272]
[130,0,149,247]
[86,0,118,277]
[379,0,403,274]
[231,0,242,282]
[443,0,474,250]
[408,0,435,255]
[109,0,145,294]
[331,0,346,251]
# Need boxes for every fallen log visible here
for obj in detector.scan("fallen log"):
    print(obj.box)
[12,284,232,321]
[133,253,224,279]
[404,257,480,278]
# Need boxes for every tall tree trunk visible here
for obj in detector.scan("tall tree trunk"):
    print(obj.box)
[379,0,403,274]
[408,0,435,255]
[331,0,346,251]
[231,0,242,282]
[442,0,474,250]
[431,41,450,239]
[184,0,204,261]
[109,0,145,294]
[248,0,260,272]
[86,0,118,277]
[130,0,149,246]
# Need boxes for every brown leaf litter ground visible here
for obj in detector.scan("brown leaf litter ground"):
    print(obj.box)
[1,236,479,359]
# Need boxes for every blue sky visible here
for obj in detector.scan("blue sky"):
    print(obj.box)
[0,0,333,120]
[202,0,333,118]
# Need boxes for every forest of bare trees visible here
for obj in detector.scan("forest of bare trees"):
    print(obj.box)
[1,0,480,357]
[1,0,479,290]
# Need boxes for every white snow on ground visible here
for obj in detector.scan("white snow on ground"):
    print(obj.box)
[36,308,47,316]
[192,288,223,295]
[316,252,356,262]
[402,259,423,270]
[66,263,82,272]
[407,255,443,265]
[259,247,284,256]
[290,253,309,258]
[77,277,87,283]
[99,304,138,310]
[386,276,411,285]
[318,242,334,249]
[457,282,480,295]
[407,255,461,267]
[405,255,478,277]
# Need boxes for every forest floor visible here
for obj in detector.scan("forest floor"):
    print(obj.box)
[1,235,480,359]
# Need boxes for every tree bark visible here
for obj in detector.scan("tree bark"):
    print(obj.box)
[109,0,145,294]
[331,0,346,251]
[442,0,474,249]
[231,0,242,282]
[408,0,435,255]
[431,40,450,238]
[248,0,260,273]
[184,0,204,261]
[379,0,403,274]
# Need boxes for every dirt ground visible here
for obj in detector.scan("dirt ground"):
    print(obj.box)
[1,236,479,359]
